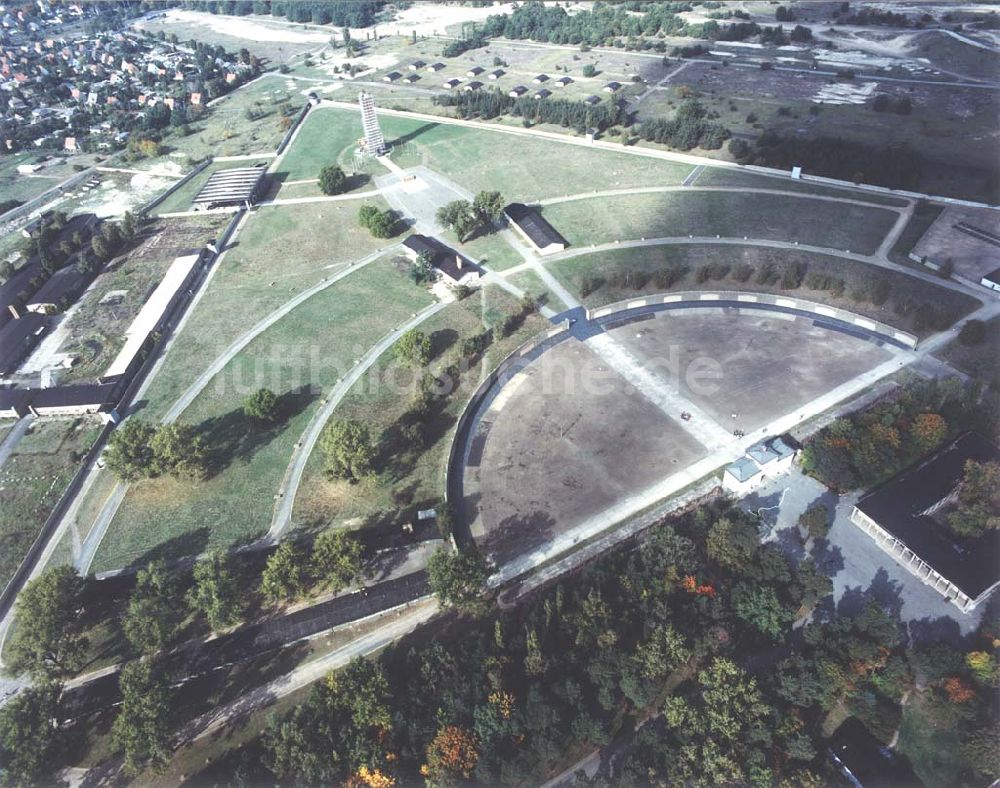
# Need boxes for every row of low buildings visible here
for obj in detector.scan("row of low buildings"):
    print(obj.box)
[0,22,255,153]
[0,248,210,419]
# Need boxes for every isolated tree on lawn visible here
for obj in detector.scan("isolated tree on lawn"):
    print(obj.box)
[320,419,376,482]
[393,328,432,366]
[112,659,172,776]
[151,423,208,480]
[318,164,347,195]
[122,560,178,655]
[261,542,309,603]
[244,387,280,423]
[427,547,490,609]
[358,205,396,239]
[0,680,60,787]
[105,418,157,481]
[311,530,363,594]
[436,200,478,241]
[6,565,88,679]
[188,551,245,631]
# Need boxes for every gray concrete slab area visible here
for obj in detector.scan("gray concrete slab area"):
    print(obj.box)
[741,471,983,637]
[474,338,704,563]
[375,165,474,234]
[610,311,894,434]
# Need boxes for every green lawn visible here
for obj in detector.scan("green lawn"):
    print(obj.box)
[300,107,695,202]
[546,243,978,337]
[938,315,1000,388]
[293,286,551,534]
[136,199,399,421]
[272,108,375,183]
[441,228,524,272]
[151,159,272,216]
[92,257,435,572]
[692,166,910,207]
[507,269,569,312]
[896,690,967,788]
[0,419,101,590]
[540,191,898,255]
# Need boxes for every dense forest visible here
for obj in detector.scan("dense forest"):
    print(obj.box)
[801,377,999,491]
[478,1,798,49]
[433,90,627,133]
[191,499,997,786]
[177,0,386,27]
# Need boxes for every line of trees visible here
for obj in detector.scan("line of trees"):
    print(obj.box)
[434,89,627,134]
[179,0,385,27]
[801,377,998,491]
[635,99,730,150]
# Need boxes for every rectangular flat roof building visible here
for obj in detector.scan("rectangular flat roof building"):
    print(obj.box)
[101,252,203,383]
[0,312,46,375]
[850,432,1000,612]
[191,166,267,211]
[504,203,567,255]
[28,382,117,416]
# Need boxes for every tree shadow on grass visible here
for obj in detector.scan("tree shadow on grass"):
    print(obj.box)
[126,525,212,571]
[197,386,318,478]
[429,327,458,360]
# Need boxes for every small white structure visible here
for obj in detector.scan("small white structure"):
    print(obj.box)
[980,267,1000,292]
[722,436,797,495]
[791,166,802,179]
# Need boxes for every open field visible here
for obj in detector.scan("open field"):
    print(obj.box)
[441,227,524,272]
[152,159,272,216]
[648,61,1000,202]
[0,419,101,590]
[293,285,550,534]
[473,310,893,562]
[57,217,228,383]
[93,257,435,572]
[272,107,369,183]
[132,9,324,67]
[0,151,107,207]
[546,243,980,337]
[691,167,910,207]
[539,191,898,254]
[938,316,1000,388]
[287,109,696,201]
[136,199,398,420]
[507,269,569,312]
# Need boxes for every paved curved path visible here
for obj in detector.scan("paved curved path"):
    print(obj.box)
[538,234,981,299]
[163,244,399,424]
[76,245,401,575]
[268,300,447,541]
[537,185,908,211]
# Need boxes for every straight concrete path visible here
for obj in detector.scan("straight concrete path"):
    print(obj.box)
[181,597,438,744]
[491,347,913,587]
[257,189,380,207]
[269,300,448,541]
[584,332,733,450]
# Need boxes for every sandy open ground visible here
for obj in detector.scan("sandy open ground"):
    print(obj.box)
[469,312,894,561]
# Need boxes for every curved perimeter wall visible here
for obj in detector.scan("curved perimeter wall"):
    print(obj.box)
[587,291,918,351]
[445,291,917,546]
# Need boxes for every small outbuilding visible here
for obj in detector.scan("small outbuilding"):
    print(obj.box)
[584,95,601,105]
[443,78,461,89]
[463,81,483,92]
[402,234,482,286]
[409,60,426,71]
[426,62,446,72]
[504,203,567,255]
[533,88,552,100]
[466,66,484,77]
[532,74,548,84]
[488,69,504,80]
[382,71,402,82]
[980,267,1000,292]
[603,81,622,92]
[508,85,528,97]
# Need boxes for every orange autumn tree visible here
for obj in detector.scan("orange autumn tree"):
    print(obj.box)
[943,676,976,704]
[911,412,947,451]
[421,725,479,785]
